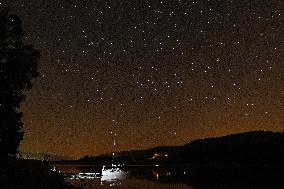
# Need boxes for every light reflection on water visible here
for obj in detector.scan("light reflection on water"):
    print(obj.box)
[55,164,283,189]
[69,167,127,186]
[67,178,195,189]
[55,165,195,189]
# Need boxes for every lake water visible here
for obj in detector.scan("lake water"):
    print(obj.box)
[54,164,281,189]
[55,165,196,189]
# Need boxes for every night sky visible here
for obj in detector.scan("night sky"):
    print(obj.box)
[3,0,283,159]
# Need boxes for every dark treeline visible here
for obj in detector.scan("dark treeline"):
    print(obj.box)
[0,9,73,189]
[170,130,284,165]
[68,130,284,166]
[0,9,39,156]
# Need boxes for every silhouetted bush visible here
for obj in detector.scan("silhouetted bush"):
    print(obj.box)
[0,156,74,189]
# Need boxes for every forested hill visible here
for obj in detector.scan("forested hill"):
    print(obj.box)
[169,130,284,165]
[59,131,284,166]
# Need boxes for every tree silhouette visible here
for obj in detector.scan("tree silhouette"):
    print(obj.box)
[0,9,40,156]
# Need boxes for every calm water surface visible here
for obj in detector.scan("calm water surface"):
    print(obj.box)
[55,165,196,189]
[55,164,281,189]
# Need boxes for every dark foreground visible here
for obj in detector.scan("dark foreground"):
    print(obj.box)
[129,164,284,189]
[1,158,283,189]
[57,163,284,189]
[0,156,73,189]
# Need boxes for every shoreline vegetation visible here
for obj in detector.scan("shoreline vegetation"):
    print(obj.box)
[0,156,74,189]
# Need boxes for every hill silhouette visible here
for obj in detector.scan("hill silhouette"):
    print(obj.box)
[68,131,283,166]
[171,130,284,165]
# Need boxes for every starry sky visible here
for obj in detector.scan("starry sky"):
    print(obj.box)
[3,0,283,159]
